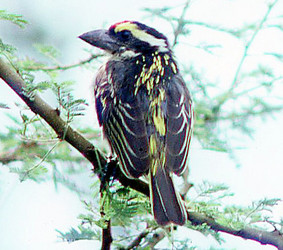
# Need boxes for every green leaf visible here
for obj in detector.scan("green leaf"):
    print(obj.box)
[0,10,28,28]
[34,44,60,62]
[0,38,17,55]
[56,226,98,242]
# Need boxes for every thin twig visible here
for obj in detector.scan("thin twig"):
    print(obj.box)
[172,0,191,47]
[143,230,166,248]
[205,105,283,123]
[232,76,283,98]
[182,20,240,36]
[20,140,60,181]
[0,141,43,164]
[24,54,103,72]
[124,227,152,250]
[229,0,279,91]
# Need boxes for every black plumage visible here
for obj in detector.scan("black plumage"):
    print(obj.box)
[80,21,193,226]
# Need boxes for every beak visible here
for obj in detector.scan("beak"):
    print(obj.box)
[79,29,120,53]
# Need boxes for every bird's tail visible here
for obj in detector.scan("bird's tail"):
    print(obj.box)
[149,166,187,226]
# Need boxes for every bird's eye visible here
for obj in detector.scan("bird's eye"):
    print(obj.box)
[119,30,132,41]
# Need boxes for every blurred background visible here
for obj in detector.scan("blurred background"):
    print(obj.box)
[0,0,283,249]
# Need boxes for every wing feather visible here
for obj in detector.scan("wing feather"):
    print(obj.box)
[94,65,150,178]
[165,75,193,175]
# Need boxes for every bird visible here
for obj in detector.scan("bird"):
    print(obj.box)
[79,21,193,226]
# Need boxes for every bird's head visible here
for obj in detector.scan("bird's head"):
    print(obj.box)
[79,21,170,57]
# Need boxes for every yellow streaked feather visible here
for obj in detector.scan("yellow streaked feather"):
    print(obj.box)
[164,54,170,65]
[153,109,166,136]
[151,159,158,176]
[159,88,165,100]
[150,89,166,135]
[171,62,177,74]
[147,77,154,93]
[149,135,157,155]
[149,135,158,176]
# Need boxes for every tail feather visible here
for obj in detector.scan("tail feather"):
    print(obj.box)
[149,168,187,226]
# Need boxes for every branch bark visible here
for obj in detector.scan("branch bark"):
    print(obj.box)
[101,220,112,250]
[0,58,282,249]
[188,212,283,249]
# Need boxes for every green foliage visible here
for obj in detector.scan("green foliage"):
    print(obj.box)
[0,112,92,193]
[0,10,27,59]
[74,182,153,247]
[50,81,88,123]
[100,185,150,226]
[189,182,281,234]
[0,38,17,55]
[193,181,232,200]
[0,10,28,28]
[34,44,60,62]
[79,182,150,228]
[56,226,100,242]
[216,198,281,231]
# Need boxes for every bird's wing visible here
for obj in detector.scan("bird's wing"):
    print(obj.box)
[165,74,194,175]
[94,65,150,178]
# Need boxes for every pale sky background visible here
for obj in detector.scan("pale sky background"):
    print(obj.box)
[0,0,283,249]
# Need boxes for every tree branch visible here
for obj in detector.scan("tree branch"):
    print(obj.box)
[188,212,283,249]
[101,220,112,250]
[124,227,152,250]
[0,58,282,248]
[142,230,165,249]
